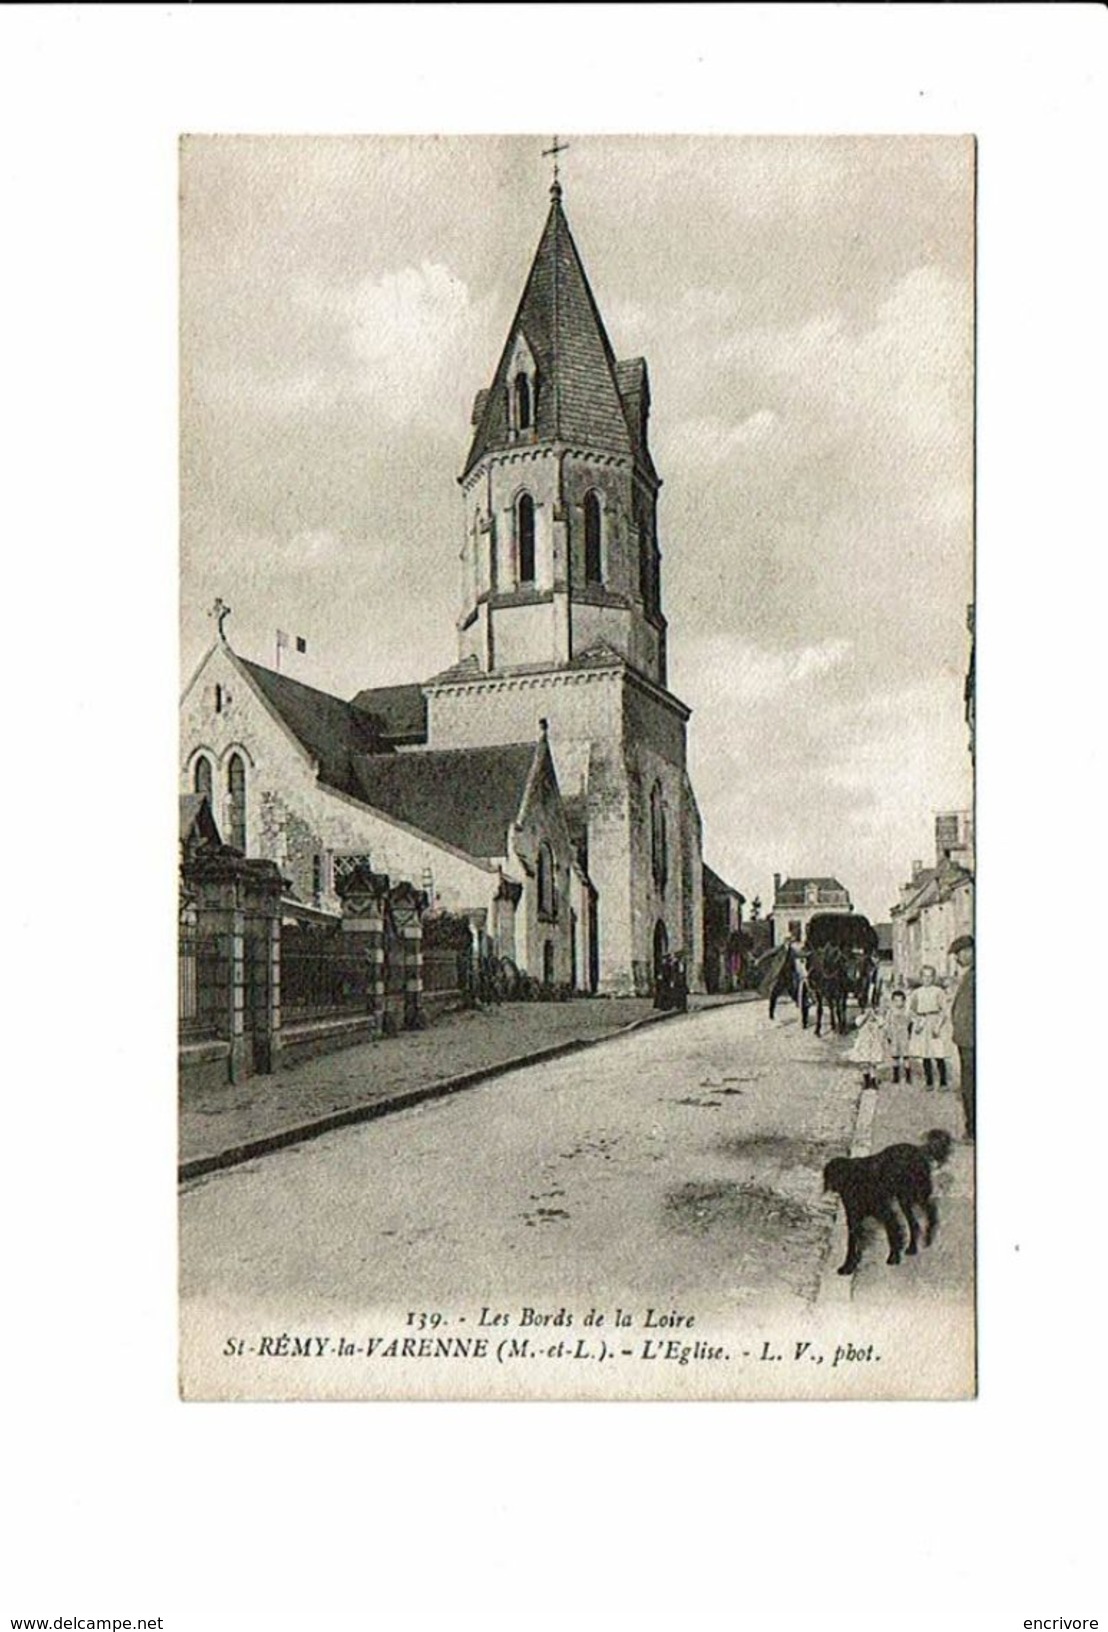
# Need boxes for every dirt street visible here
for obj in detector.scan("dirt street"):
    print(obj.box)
[181,1000,864,1317]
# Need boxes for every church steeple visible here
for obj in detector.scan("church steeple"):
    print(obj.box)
[457,185,667,687]
[462,186,641,475]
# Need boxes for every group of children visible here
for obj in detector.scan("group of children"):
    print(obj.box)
[848,964,954,1092]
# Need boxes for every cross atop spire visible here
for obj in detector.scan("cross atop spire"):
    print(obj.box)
[542,135,569,199]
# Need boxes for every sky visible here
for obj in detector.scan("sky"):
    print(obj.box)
[180,134,974,924]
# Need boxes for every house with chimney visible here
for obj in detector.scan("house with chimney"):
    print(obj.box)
[769,874,853,947]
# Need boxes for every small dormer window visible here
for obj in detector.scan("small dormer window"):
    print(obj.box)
[514,372,533,431]
[507,335,538,439]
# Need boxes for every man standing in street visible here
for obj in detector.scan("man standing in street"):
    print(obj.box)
[949,934,975,1140]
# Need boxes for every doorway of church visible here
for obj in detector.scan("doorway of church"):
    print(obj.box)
[653,920,669,986]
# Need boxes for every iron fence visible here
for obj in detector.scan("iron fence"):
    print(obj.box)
[178,929,226,1040]
[422,946,465,1000]
[280,922,365,1023]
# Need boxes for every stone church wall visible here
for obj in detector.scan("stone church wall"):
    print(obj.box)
[182,648,501,921]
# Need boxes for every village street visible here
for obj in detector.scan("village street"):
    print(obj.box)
[180,994,974,1399]
[182,1001,869,1314]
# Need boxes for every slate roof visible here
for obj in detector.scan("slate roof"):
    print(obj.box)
[346,743,539,860]
[463,189,647,476]
[239,659,386,790]
[349,682,428,745]
[703,863,745,903]
[179,793,221,848]
[774,876,850,905]
[874,921,894,954]
[895,859,973,922]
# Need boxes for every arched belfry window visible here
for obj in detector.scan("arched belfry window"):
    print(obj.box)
[584,491,603,585]
[226,752,246,853]
[514,372,533,431]
[650,781,668,893]
[193,755,213,804]
[517,492,536,586]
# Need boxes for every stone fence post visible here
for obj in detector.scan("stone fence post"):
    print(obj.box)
[180,855,248,1082]
[336,862,392,1028]
[390,882,428,1030]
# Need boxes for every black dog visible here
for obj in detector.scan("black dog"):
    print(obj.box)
[823,1129,953,1275]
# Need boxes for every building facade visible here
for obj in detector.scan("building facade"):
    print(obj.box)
[180,640,589,987]
[702,865,746,994]
[769,874,853,947]
[890,812,975,985]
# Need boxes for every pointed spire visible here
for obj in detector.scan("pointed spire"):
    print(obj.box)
[462,187,636,476]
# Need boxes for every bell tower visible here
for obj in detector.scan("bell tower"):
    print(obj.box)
[456,179,667,686]
[430,169,702,996]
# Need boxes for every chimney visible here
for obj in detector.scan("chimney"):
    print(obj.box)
[912,859,924,880]
[773,872,782,898]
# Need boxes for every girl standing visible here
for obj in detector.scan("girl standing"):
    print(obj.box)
[909,965,949,1089]
[883,989,912,1083]
[848,1004,886,1091]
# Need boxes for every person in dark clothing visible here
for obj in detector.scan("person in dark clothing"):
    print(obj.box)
[949,934,975,1140]
[760,942,798,1020]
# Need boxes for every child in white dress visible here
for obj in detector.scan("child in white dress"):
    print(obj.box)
[848,1004,886,1090]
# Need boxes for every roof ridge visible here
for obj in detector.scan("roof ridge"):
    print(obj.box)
[239,655,351,708]
[355,739,539,764]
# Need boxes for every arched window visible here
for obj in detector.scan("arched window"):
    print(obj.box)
[650,781,668,892]
[584,491,603,584]
[193,755,213,803]
[514,372,533,431]
[537,841,557,920]
[226,752,246,852]
[517,492,536,585]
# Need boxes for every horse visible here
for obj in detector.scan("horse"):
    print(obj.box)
[802,943,850,1037]
[844,949,878,1012]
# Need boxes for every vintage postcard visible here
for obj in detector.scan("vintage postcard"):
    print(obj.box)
[178,134,975,1401]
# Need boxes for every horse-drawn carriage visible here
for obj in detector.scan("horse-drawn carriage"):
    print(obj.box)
[801,913,879,1036]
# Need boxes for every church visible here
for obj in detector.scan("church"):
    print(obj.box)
[180,173,704,997]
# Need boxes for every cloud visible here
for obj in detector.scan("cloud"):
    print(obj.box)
[337,262,488,426]
[662,409,780,468]
[688,657,972,921]
[682,635,852,704]
[186,260,498,435]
